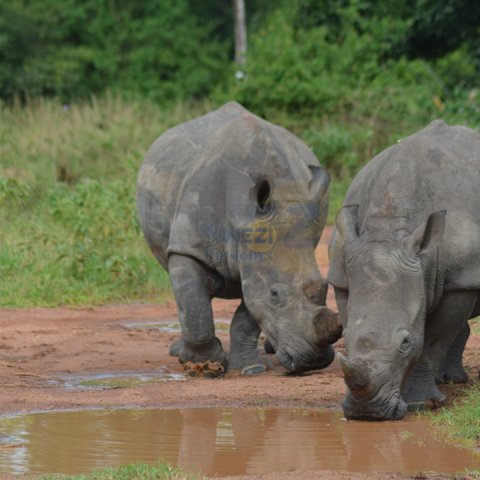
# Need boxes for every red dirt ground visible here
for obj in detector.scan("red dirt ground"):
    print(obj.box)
[0,227,478,479]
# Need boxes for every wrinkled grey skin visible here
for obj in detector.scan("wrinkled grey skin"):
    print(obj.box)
[137,102,341,375]
[329,120,480,420]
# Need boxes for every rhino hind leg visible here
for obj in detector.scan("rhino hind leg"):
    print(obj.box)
[403,291,477,409]
[168,254,227,371]
[228,301,266,376]
[435,322,470,384]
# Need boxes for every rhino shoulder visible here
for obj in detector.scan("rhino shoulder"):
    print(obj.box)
[423,119,450,132]
[442,213,480,291]
[218,101,248,114]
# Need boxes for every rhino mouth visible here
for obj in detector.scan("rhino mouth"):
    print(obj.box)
[276,344,335,373]
[342,389,407,421]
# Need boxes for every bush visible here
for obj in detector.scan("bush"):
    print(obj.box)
[0,96,186,307]
[0,0,229,102]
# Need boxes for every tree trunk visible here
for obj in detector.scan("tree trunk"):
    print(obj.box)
[233,0,247,66]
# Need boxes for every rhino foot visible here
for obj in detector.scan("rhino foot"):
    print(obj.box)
[241,364,267,376]
[403,382,446,411]
[403,358,447,411]
[228,350,267,376]
[435,323,470,385]
[435,365,469,384]
[172,336,228,369]
[169,338,183,357]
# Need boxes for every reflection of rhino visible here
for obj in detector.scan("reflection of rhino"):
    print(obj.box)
[329,120,480,419]
[137,102,341,374]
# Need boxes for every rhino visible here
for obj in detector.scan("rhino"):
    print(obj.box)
[329,120,480,420]
[137,102,341,375]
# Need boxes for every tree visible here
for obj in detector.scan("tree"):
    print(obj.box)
[233,0,247,66]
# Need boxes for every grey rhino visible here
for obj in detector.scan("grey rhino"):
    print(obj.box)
[137,102,341,375]
[329,120,480,420]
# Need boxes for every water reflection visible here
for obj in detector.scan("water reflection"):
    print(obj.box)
[123,319,230,333]
[0,408,477,476]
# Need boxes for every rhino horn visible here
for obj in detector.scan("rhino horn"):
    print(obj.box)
[313,307,342,345]
[338,352,355,377]
[303,279,328,306]
[338,353,373,398]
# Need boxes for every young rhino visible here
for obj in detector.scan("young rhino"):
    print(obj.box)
[329,120,480,420]
[137,102,341,375]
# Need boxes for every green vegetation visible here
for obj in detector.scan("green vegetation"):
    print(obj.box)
[0,0,230,102]
[431,382,480,448]
[40,463,205,480]
[0,96,185,306]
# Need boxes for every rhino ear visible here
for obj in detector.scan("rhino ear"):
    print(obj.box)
[336,205,359,244]
[405,210,446,255]
[249,173,274,216]
[308,165,330,198]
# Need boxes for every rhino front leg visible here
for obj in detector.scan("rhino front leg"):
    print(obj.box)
[402,356,446,409]
[168,254,227,368]
[228,301,266,375]
[403,291,477,409]
[435,322,470,384]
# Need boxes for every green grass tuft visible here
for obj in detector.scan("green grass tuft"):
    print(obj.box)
[39,463,206,480]
[431,382,480,448]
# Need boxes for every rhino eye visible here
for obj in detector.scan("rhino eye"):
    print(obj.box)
[270,287,281,304]
[256,179,274,216]
[400,335,410,351]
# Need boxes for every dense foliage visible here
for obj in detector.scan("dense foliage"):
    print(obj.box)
[1,0,479,106]
[0,0,231,102]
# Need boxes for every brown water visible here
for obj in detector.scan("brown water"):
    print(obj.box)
[123,318,230,333]
[57,370,185,390]
[0,407,477,476]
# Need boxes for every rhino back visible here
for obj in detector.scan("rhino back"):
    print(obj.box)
[343,120,480,288]
[344,121,479,222]
[137,101,325,276]
[136,102,248,269]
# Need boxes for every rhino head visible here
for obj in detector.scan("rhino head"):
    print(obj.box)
[225,140,341,373]
[333,206,446,420]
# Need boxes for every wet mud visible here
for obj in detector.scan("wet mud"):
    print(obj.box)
[0,407,477,476]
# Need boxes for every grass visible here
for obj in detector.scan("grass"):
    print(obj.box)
[471,317,480,335]
[39,463,206,480]
[430,382,480,450]
[0,95,207,307]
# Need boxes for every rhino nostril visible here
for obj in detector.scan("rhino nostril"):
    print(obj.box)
[390,399,407,420]
[284,349,295,371]
[344,372,375,399]
[348,383,373,400]
[276,347,296,371]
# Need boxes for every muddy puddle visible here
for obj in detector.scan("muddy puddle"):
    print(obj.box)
[0,407,477,476]
[122,318,230,333]
[52,370,185,390]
